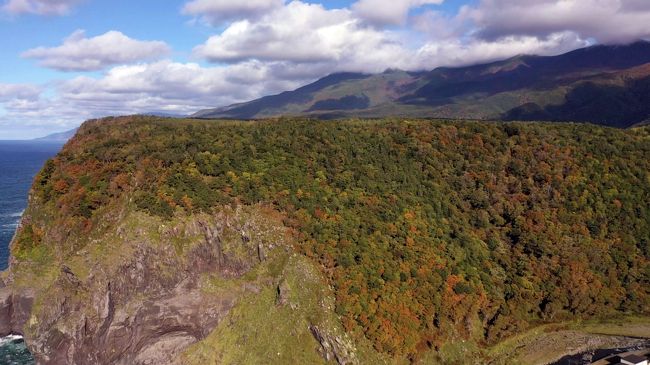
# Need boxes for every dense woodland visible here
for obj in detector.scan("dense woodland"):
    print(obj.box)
[15,116,650,358]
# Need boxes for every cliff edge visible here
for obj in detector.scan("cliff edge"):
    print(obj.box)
[2,116,649,364]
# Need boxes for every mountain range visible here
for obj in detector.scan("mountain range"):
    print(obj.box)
[32,128,78,142]
[194,41,650,128]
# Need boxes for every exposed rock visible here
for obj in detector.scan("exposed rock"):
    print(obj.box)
[276,279,290,306]
[3,206,289,364]
[310,325,358,365]
[0,287,13,335]
[0,287,35,337]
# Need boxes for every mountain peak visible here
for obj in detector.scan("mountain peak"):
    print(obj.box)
[193,42,650,127]
[382,68,404,74]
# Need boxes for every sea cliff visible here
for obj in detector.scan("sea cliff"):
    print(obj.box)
[1,116,649,364]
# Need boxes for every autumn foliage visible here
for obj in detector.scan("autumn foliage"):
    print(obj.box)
[15,116,650,357]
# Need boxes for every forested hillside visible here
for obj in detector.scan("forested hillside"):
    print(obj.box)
[194,42,650,128]
[14,116,650,359]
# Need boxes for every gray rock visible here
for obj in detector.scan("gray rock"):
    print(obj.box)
[310,325,358,365]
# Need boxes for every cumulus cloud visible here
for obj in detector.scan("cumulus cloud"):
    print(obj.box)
[0,83,42,101]
[182,0,284,25]
[194,2,412,73]
[57,61,275,111]
[414,32,588,69]
[0,57,328,138]
[192,0,594,74]
[22,30,171,72]
[1,0,82,15]
[352,0,443,26]
[461,0,650,44]
[0,34,585,138]
[6,0,649,139]
[0,82,71,139]
[0,60,282,138]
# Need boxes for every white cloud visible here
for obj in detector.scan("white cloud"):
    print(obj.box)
[182,0,284,25]
[0,83,74,139]
[57,60,274,111]
[414,32,588,69]
[0,59,315,138]
[192,0,594,74]
[1,0,82,15]
[194,2,412,73]
[22,30,171,72]
[0,83,42,101]
[352,0,443,26]
[0,35,585,139]
[461,0,650,44]
[5,0,649,139]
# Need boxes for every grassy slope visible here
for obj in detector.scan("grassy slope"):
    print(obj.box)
[182,252,650,365]
[182,252,382,365]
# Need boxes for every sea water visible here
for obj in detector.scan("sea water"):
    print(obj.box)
[0,140,63,364]
[0,141,63,269]
[0,335,33,364]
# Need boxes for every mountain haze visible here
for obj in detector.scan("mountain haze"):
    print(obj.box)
[32,128,78,142]
[194,41,650,128]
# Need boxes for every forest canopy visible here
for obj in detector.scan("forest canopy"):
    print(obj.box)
[17,116,650,358]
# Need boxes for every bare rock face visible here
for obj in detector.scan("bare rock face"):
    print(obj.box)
[0,287,13,335]
[0,286,34,337]
[310,325,358,365]
[3,206,285,365]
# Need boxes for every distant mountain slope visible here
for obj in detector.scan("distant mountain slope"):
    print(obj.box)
[33,128,78,142]
[192,72,373,119]
[193,41,650,128]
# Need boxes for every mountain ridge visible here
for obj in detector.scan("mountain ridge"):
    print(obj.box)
[193,41,650,128]
[32,128,78,142]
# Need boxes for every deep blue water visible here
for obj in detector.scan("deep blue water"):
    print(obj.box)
[0,141,63,365]
[0,141,63,270]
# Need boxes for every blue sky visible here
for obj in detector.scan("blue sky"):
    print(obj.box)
[0,0,648,139]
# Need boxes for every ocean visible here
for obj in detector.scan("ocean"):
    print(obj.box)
[0,141,63,270]
[0,140,64,364]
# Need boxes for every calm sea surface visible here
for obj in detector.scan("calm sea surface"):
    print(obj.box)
[0,140,63,364]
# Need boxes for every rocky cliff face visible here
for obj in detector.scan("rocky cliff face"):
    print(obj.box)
[0,117,373,364]
[0,205,315,364]
[0,283,34,338]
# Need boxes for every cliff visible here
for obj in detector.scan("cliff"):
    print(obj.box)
[1,116,649,364]
[1,203,361,364]
[1,116,365,363]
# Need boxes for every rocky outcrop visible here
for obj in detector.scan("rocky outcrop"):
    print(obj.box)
[0,284,34,337]
[310,325,358,365]
[3,205,285,365]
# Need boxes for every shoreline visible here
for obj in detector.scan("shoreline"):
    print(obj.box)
[486,316,650,364]
[548,339,650,365]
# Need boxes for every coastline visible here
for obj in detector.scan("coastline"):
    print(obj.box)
[485,317,650,364]
[0,334,34,364]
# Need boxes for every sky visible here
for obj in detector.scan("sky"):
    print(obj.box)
[0,0,649,139]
